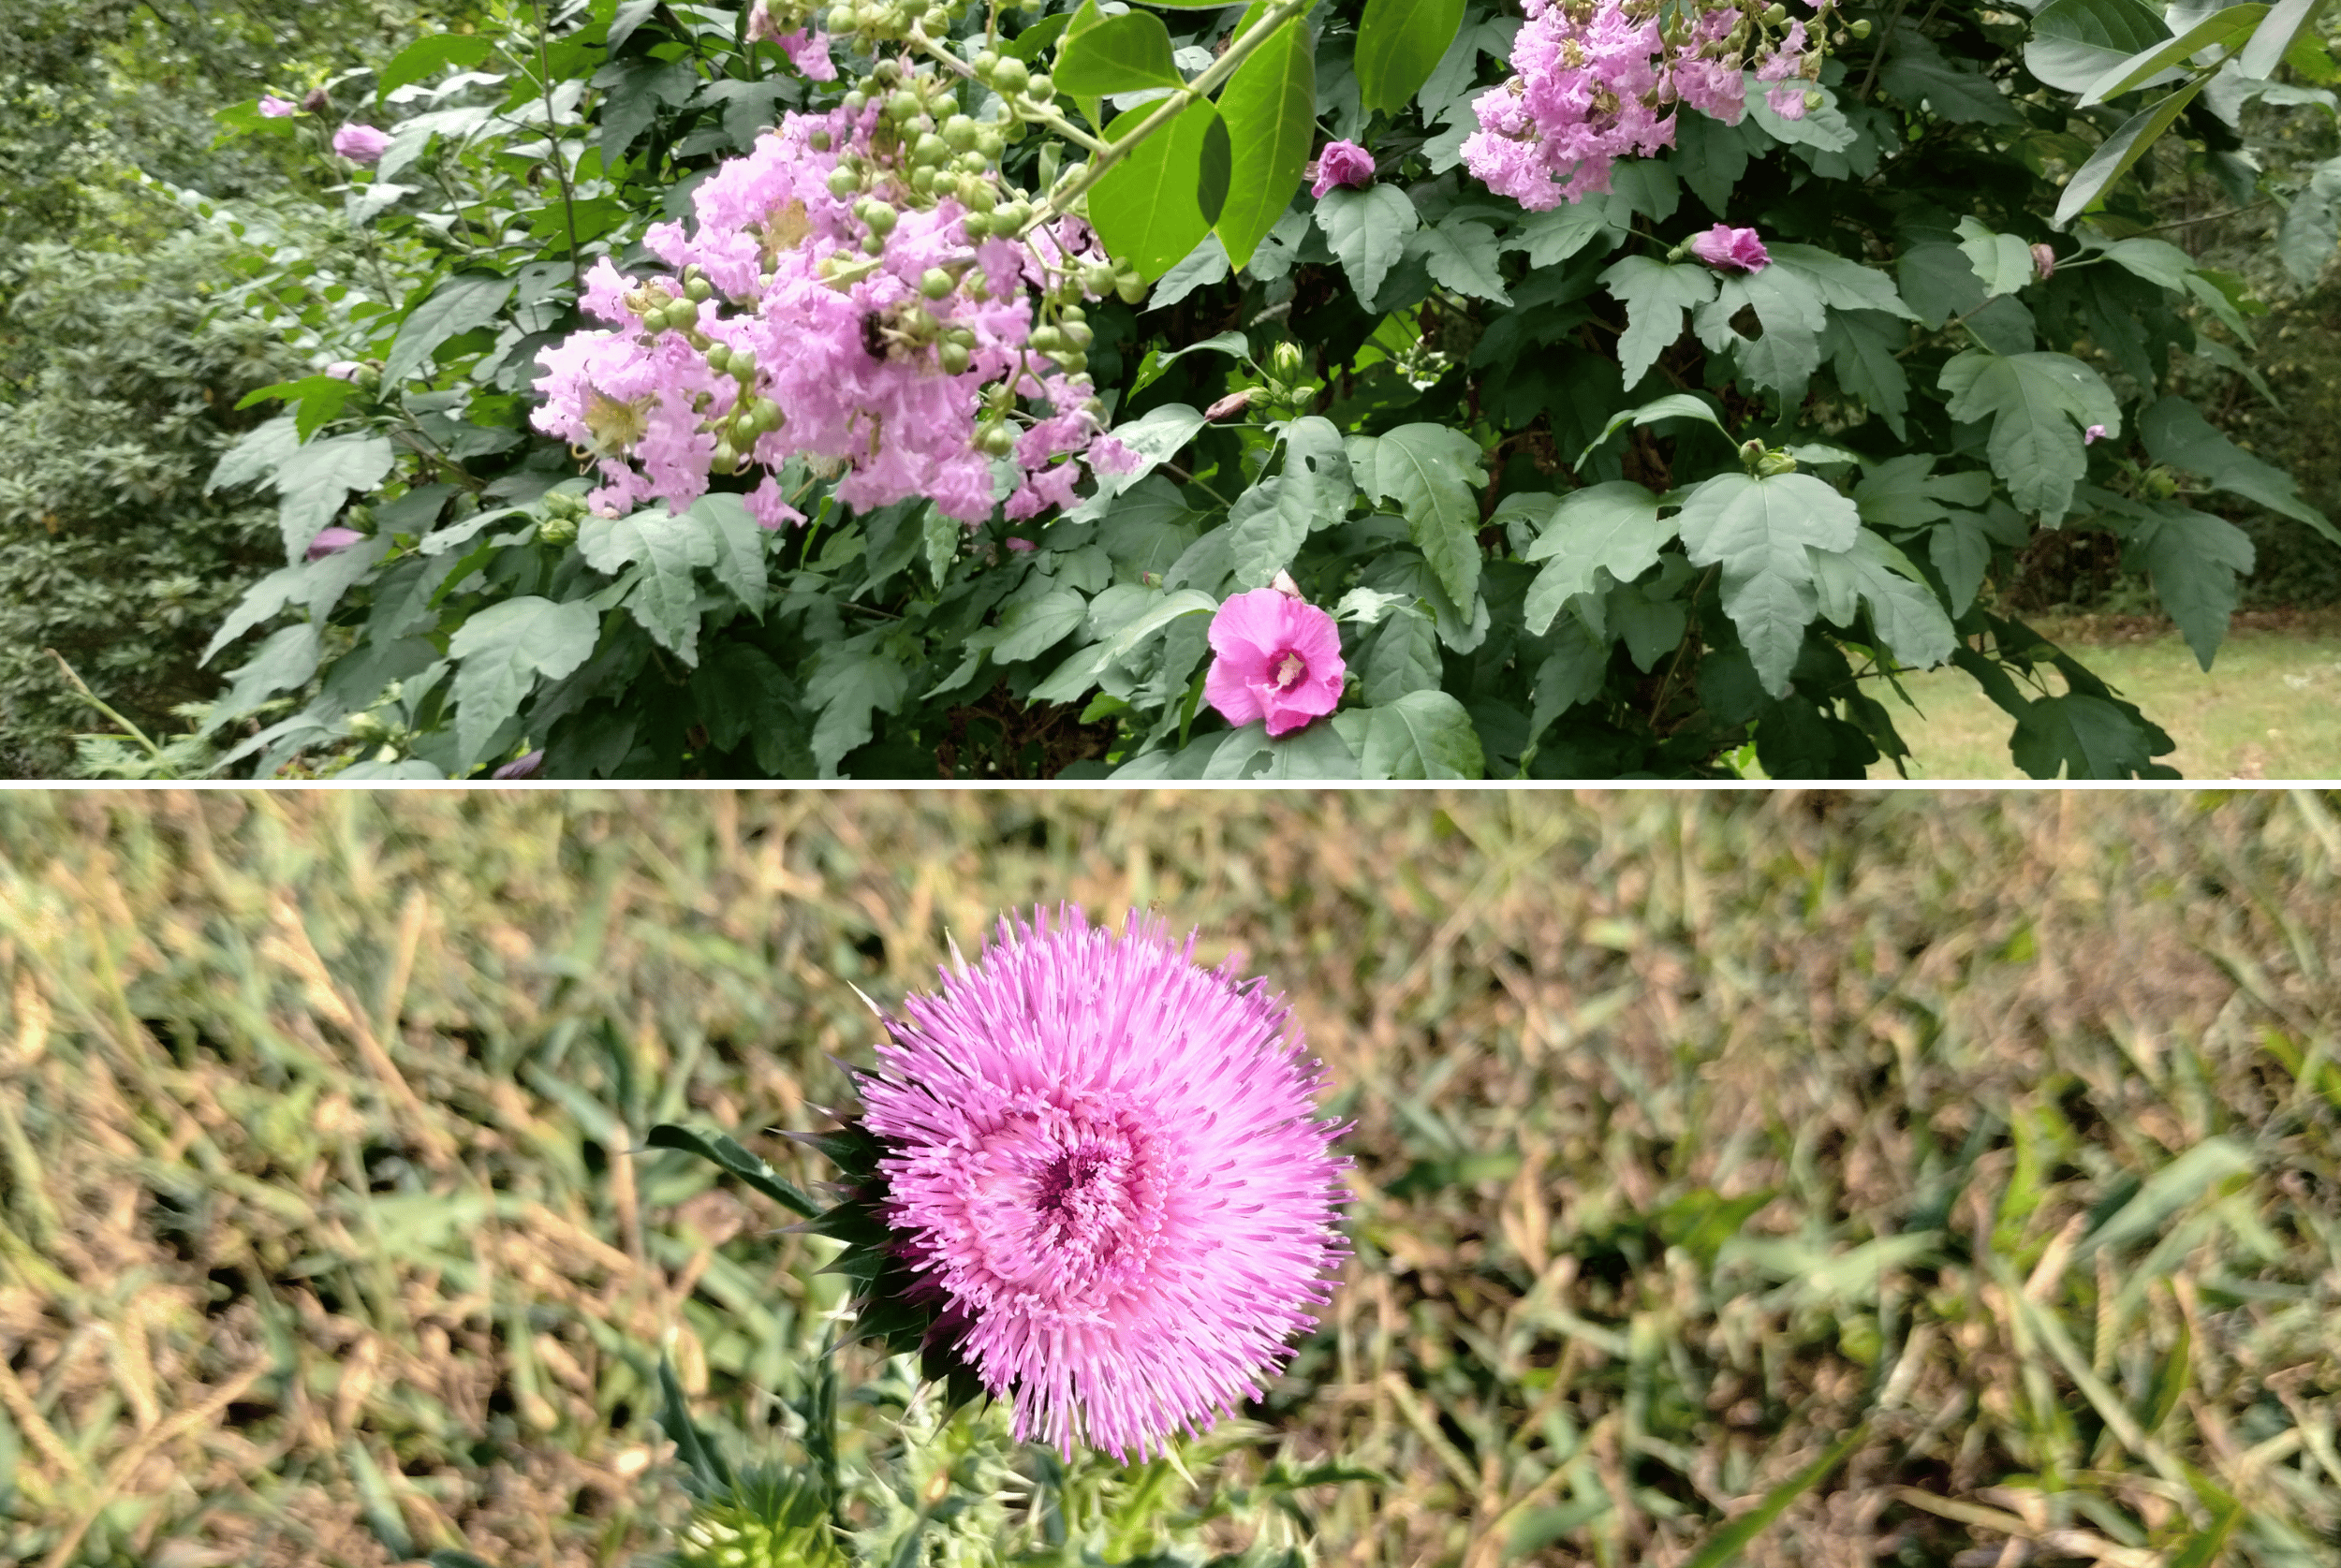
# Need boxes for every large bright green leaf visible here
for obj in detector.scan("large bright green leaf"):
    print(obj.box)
[1599,256,1716,389]
[1314,183,1419,305]
[1808,529,1958,670]
[381,271,515,387]
[2055,77,2211,224]
[2024,0,2174,94]
[580,506,721,664]
[1360,424,1488,607]
[1334,689,1484,777]
[1213,18,1316,270]
[1956,217,2038,297]
[271,434,396,561]
[1277,416,1356,532]
[446,596,600,768]
[1355,0,1467,112]
[1676,472,1862,696]
[1055,1,1184,94]
[2141,395,2338,540]
[1938,349,2120,520]
[2078,3,2267,103]
[376,34,496,100]
[1090,99,1227,283]
[1522,481,1673,636]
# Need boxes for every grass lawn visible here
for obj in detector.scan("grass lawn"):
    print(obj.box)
[1871,613,2341,780]
[1,794,2337,1568]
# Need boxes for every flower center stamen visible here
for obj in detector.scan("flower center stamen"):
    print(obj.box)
[1274,652,1306,690]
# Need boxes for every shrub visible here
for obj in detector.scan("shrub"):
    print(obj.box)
[197,0,2341,777]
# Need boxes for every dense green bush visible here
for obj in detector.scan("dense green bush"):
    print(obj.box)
[0,226,309,776]
[191,0,2341,776]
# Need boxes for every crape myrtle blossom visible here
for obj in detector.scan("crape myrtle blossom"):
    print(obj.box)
[857,907,1351,1460]
[531,103,1138,527]
[1309,139,1377,198]
[744,0,838,81]
[1462,0,1831,209]
[331,124,390,163]
[1204,588,1347,737]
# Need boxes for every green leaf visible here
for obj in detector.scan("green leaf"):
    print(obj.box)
[2024,0,2174,94]
[1692,265,1828,401]
[207,413,302,495]
[1410,217,1509,302]
[1879,31,2022,123]
[236,375,356,443]
[1529,617,1609,737]
[1214,18,1316,270]
[1599,256,1716,389]
[2055,78,2210,226]
[272,434,396,562]
[1277,415,1356,532]
[688,492,773,615]
[1361,606,1443,704]
[1939,349,2121,520]
[209,623,323,727]
[1091,99,1227,283]
[581,508,721,664]
[1808,529,1958,669]
[642,1124,820,1216]
[446,596,600,769]
[2141,394,2338,540]
[1955,217,2038,297]
[1356,0,1467,112]
[1226,479,1304,589]
[1574,392,1730,469]
[2079,4,2267,103]
[804,642,909,776]
[1340,689,1484,778]
[382,271,516,387]
[2010,693,2174,778]
[1360,424,1488,607]
[377,35,497,100]
[1056,1,1184,93]
[1821,312,1913,438]
[1763,244,1922,320]
[598,55,700,166]
[1315,183,1419,305]
[2089,491,2256,669]
[990,585,1089,664]
[1682,1425,1870,1568]
[1508,199,1627,267]
[2239,0,2323,79]
[1676,472,1862,696]
[1522,481,1672,636]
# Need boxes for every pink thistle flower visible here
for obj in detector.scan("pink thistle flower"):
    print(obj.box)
[858,908,1351,1461]
[1688,223,1769,272]
[1204,588,1346,738]
[258,95,298,118]
[332,124,390,163]
[1309,139,1377,199]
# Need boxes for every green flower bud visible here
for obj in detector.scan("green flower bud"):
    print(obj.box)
[992,57,1028,95]
[1762,3,1787,22]
[827,3,854,27]
[911,165,938,194]
[961,180,996,212]
[914,131,950,164]
[963,211,991,239]
[921,7,950,30]
[888,89,922,122]
[1062,320,1094,349]
[809,129,833,152]
[977,127,1006,160]
[921,267,956,300]
[707,343,734,374]
[731,348,758,380]
[861,199,898,235]
[972,49,1000,80]
[843,90,867,113]
[1025,71,1053,101]
[1848,17,1872,36]
[957,150,991,174]
[939,340,972,374]
[713,440,739,472]
[1082,261,1117,295]
[1029,324,1066,353]
[861,231,886,255]
[685,277,713,301]
[1055,348,1087,374]
[1272,341,1304,380]
[827,165,861,198]
[755,398,784,432]
[943,113,979,151]
[1116,272,1147,304]
[978,421,1017,456]
[994,199,1029,231]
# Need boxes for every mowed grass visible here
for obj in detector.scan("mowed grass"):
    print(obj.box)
[1,792,2339,1568]
[1871,617,2341,780]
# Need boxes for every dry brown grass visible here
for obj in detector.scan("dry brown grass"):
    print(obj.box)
[1,791,2337,1568]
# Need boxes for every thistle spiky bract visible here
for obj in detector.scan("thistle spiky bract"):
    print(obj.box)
[674,1466,847,1568]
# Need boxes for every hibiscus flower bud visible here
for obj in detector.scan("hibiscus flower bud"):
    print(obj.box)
[331,124,390,164]
[258,95,298,118]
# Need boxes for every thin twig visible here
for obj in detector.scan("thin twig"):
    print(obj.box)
[45,651,164,760]
[528,0,583,294]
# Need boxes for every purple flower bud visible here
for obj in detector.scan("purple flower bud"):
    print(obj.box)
[324,360,365,381]
[2083,424,2108,445]
[2031,242,2057,281]
[1689,224,1771,273]
[332,124,391,164]
[258,95,298,119]
[1308,139,1377,200]
[302,87,332,115]
[305,525,367,562]
[491,750,546,780]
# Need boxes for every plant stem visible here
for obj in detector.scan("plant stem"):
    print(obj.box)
[46,651,165,761]
[906,30,1112,156]
[528,0,584,295]
[1854,0,1912,101]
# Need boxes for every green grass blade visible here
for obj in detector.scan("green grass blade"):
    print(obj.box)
[1679,1422,1870,1568]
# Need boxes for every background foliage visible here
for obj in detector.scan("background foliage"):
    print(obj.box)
[3,790,2339,1565]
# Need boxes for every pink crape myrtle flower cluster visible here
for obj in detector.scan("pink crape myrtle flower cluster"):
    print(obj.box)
[531,103,1139,528]
[858,906,1351,1461]
[1463,0,1828,209]
[1204,579,1347,737]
